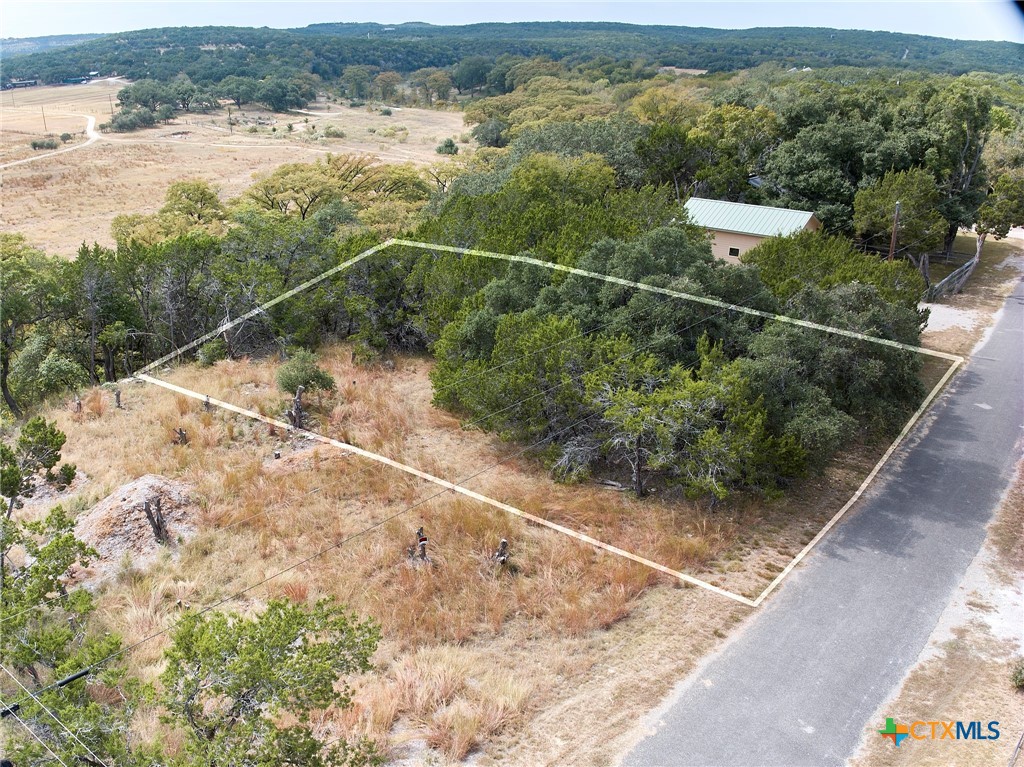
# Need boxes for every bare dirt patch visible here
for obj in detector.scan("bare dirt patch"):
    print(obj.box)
[75,474,198,582]
[1,83,467,256]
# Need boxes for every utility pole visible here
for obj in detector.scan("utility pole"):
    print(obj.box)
[108,93,114,115]
[41,105,47,132]
[887,200,901,261]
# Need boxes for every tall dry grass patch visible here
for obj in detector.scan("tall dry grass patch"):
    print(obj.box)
[45,351,748,762]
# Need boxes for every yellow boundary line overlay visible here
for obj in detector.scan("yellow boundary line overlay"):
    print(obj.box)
[390,239,962,362]
[137,373,753,605]
[135,237,966,607]
[138,241,393,376]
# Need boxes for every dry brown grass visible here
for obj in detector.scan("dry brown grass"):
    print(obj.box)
[1,82,466,256]
[40,343,946,763]
[990,461,1024,574]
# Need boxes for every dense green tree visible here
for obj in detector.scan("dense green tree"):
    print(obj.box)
[8,333,89,404]
[216,75,259,107]
[341,65,375,99]
[472,118,509,148]
[373,70,402,101]
[763,116,884,230]
[742,229,925,312]
[161,599,380,767]
[976,171,1024,251]
[116,79,175,112]
[924,78,995,255]
[161,179,226,226]
[453,55,491,93]
[247,163,343,220]
[854,168,946,282]
[688,104,780,200]
[636,121,694,201]
[0,235,60,417]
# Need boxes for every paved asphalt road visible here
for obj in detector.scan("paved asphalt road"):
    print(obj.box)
[624,279,1024,767]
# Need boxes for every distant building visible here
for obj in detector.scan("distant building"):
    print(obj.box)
[683,197,821,263]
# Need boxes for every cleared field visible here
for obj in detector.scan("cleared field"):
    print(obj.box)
[0,81,467,256]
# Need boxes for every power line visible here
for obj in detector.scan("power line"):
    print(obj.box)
[0,662,109,767]
[0,692,71,767]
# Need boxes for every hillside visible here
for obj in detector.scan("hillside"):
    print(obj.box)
[3,21,1021,84]
[0,32,102,59]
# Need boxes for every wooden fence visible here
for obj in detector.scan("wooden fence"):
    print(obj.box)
[925,256,979,301]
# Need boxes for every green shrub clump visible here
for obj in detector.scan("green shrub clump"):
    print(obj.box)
[197,338,228,367]
[31,138,60,150]
[436,137,458,155]
[276,349,336,394]
[55,463,77,490]
[1012,658,1024,690]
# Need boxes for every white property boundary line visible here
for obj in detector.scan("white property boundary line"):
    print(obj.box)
[134,238,966,608]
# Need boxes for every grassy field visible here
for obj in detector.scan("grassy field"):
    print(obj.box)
[0,81,467,256]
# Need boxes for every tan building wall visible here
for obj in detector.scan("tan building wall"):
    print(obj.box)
[709,219,821,263]
[709,231,767,263]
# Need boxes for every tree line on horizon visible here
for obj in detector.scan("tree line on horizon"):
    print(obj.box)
[5,21,1023,85]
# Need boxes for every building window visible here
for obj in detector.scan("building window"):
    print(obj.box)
[728,247,740,257]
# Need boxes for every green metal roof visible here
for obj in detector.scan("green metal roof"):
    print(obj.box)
[683,197,817,238]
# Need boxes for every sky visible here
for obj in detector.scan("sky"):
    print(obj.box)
[2,0,1023,42]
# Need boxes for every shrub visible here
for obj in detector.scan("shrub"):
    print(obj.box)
[472,118,509,148]
[1012,658,1024,690]
[323,125,345,138]
[30,139,59,150]
[381,108,392,116]
[197,338,228,367]
[110,107,156,133]
[349,99,365,108]
[436,137,459,155]
[277,349,336,394]
[156,104,176,122]
[59,132,72,144]
[55,463,77,490]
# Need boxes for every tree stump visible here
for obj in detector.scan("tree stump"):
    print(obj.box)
[114,388,122,409]
[143,497,169,543]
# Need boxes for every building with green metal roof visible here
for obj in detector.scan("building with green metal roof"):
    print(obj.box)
[683,197,820,263]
